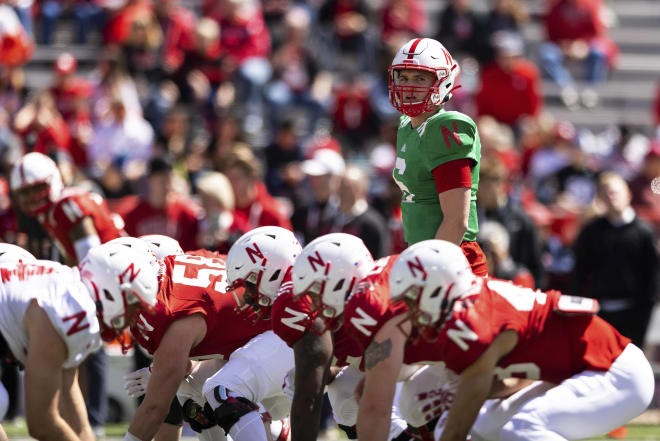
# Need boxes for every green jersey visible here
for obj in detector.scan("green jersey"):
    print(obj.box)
[392,110,481,245]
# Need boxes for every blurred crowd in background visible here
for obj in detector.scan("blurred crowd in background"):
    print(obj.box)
[0,0,659,422]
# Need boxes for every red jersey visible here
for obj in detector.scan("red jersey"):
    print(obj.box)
[343,255,456,368]
[271,271,363,368]
[119,196,201,251]
[41,188,124,262]
[235,183,292,231]
[131,251,269,359]
[433,279,630,384]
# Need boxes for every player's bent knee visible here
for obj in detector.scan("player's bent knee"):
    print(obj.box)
[181,399,216,433]
[207,386,259,435]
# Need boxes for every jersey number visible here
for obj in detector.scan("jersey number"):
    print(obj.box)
[494,363,541,380]
[171,254,228,293]
[393,157,415,203]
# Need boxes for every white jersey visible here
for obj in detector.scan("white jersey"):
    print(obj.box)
[0,260,101,369]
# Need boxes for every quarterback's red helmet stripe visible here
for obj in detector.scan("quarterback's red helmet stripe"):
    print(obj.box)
[406,38,424,59]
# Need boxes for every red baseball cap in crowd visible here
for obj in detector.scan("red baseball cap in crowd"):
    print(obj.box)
[55,52,77,75]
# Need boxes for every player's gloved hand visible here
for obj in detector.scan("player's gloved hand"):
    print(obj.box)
[124,366,151,398]
[282,368,295,403]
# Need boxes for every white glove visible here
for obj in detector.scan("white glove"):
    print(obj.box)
[124,366,151,398]
[282,368,295,404]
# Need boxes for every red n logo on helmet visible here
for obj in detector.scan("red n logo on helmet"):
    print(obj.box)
[407,257,427,281]
[245,243,266,265]
[308,251,326,273]
[120,263,141,283]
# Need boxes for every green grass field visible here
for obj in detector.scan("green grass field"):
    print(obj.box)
[3,421,660,440]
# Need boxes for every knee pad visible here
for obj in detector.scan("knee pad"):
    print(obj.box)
[337,424,357,439]
[210,386,260,435]
[181,399,216,433]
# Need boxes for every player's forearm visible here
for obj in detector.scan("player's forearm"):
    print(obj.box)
[434,218,467,245]
[438,373,491,441]
[357,404,392,441]
[127,402,172,441]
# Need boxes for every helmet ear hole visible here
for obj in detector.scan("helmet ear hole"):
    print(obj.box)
[429,286,443,298]
[104,289,114,301]
[333,278,345,292]
[268,269,281,282]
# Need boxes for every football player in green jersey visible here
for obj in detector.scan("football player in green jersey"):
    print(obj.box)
[389,37,488,276]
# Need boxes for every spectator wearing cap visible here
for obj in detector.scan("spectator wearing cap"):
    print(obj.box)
[50,52,93,166]
[119,156,200,250]
[223,147,293,231]
[477,156,545,288]
[572,172,659,348]
[196,171,249,253]
[291,148,345,245]
[475,31,542,129]
[333,166,390,258]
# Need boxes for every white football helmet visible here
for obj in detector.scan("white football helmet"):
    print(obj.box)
[0,243,36,263]
[105,236,155,257]
[389,240,477,338]
[291,233,373,332]
[226,226,302,317]
[139,234,184,260]
[10,152,63,215]
[389,38,459,117]
[79,242,160,345]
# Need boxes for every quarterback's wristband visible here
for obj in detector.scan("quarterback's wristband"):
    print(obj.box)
[123,432,141,441]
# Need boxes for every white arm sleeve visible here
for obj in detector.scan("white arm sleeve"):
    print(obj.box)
[74,235,101,262]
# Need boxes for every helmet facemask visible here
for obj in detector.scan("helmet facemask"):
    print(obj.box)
[230,269,275,321]
[388,66,452,117]
[87,279,157,354]
[14,182,53,215]
[306,273,357,335]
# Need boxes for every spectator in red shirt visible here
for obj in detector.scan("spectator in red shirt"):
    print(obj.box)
[205,0,272,119]
[50,53,93,166]
[120,156,200,250]
[153,0,196,75]
[223,146,292,231]
[538,0,617,109]
[379,0,427,46]
[476,31,542,128]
